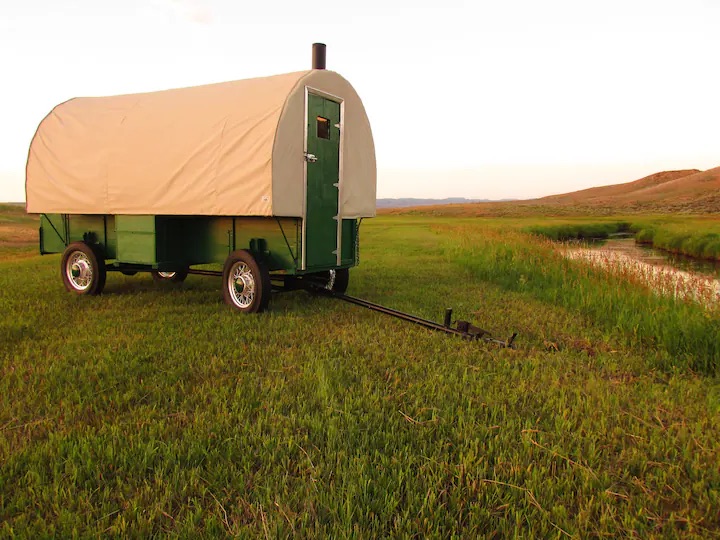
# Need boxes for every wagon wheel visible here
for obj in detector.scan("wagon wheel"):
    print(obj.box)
[151,268,189,283]
[308,268,350,294]
[60,242,107,295]
[222,250,271,313]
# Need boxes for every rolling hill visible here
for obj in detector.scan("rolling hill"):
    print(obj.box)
[538,169,700,204]
[539,168,720,207]
[383,166,720,216]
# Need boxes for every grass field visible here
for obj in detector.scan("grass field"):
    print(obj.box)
[634,222,720,261]
[523,215,720,262]
[2,212,720,537]
[524,221,635,241]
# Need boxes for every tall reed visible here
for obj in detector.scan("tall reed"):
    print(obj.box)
[440,225,720,374]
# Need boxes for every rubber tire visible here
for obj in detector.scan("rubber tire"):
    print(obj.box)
[328,268,349,294]
[222,250,271,313]
[151,268,189,283]
[308,268,350,294]
[60,242,107,295]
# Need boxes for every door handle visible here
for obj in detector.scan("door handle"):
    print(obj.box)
[304,153,318,163]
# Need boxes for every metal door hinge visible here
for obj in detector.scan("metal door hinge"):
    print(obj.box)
[304,153,317,163]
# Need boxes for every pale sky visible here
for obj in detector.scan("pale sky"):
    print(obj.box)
[1,0,719,201]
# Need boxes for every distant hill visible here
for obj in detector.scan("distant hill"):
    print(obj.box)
[382,166,720,216]
[537,167,720,212]
[377,197,489,209]
[538,170,700,204]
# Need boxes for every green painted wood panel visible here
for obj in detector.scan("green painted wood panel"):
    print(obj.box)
[40,214,116,258]
[305,93,341,269]
[155,216,300,272]
[68,215,107,246]
[115,215,157,264]
[104,216,117,258]
[340,218,357,266]
[39,214,66,254]
[39,214,301,272]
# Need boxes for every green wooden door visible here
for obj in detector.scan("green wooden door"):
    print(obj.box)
[305,93,341,269]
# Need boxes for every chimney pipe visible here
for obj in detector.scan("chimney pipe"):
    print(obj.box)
[312,43,326,70]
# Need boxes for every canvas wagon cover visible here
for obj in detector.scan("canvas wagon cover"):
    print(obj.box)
[26,70,376,218]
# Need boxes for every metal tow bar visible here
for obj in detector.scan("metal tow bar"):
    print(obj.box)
[319,289,517,348]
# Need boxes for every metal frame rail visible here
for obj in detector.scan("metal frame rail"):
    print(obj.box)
[317,289,517,348]
[182,271,517,347]
[187,269,223,277]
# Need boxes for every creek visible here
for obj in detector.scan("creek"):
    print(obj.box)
[565,236,720,308]
[590,237,720,279]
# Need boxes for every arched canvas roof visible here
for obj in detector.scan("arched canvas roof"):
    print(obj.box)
[26,70,376,218]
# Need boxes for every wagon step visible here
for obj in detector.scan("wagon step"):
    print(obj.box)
[317,289,517,348]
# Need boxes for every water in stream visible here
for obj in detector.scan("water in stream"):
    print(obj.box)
[592,238,720,280]
[565,237,720,308]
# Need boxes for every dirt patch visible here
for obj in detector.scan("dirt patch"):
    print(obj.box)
[0,224,37,247]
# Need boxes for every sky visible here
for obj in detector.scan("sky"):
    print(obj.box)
[1,0,719,202]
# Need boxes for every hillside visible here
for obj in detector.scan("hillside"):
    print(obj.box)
[624,167,720,201]
[538,169,700,204]
[383,166,720,216]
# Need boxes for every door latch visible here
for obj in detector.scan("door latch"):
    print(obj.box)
[304,153,318,163]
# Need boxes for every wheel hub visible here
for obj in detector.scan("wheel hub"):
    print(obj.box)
[66,252,93,290]
[229,262,255,308]
[234,273,253,294]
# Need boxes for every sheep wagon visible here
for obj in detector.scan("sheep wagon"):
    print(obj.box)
[26,44,376,313]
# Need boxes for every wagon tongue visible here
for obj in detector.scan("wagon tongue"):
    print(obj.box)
[314,287,518,348]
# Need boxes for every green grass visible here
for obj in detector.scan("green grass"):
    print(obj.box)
[635,226,720,261]
[440,221,719,374]
[2,215,720,537]
[524,221,634,241]
[522,215,720,262]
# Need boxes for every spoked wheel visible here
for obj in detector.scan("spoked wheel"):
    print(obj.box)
[151,268,188,283]
[308,268,349,294]
[60,242,106,295]
[222,250,270,313]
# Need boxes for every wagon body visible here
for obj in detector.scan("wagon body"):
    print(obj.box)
[27,45,375,311]
[38,213,359,274]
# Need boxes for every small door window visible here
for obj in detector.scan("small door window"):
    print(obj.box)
[316,116,330,139]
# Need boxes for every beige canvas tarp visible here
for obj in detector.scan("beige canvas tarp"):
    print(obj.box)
[26,70,376,218]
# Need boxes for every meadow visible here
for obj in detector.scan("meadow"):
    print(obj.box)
[634,222,720,261]
[384,174,720,263]
[1,210,719,537]
[524,216,720,262]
